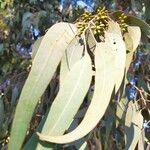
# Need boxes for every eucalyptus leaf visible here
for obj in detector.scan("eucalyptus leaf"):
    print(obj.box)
[116,98,127,127]
[125,101,135,128]
[36,50,92,149]
[85,29,96,52]
[60,36,84,87]
[124,26,141,74]
[8,22,77,150]
[24,35,84,150]
[37,39,116,144]
[138,130,145,150]
[125,102,143,150]
[106,21,126,92]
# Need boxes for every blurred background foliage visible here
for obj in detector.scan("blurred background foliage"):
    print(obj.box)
[0,0,150,149]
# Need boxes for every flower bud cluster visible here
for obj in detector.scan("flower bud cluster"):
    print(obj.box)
[76,8,128,36]
[117,13,128,33]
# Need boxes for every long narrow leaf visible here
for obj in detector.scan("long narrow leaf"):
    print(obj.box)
[125,101,143,150]
[8,22,77,150]
[36,50,92,149]
[106,21,126,92]
[124,26,141,82]
[60,36,84,86]
[37,40,116,144]
[24,36,84,150]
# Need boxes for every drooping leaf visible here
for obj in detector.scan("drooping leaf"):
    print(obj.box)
[126,26,141,52]
[125,101,143,150]
[125,101,135,128]
[24,37,84,149]
[60,36,84,87]
[124,26,141,70]
[36,50,92,149]
[116,97,127,127]
[8,22,77,150]
[85,29,96,52]
[37,40,116,144]
[138,130,145,150]
[124,26,141,81]
[106,21,126,92]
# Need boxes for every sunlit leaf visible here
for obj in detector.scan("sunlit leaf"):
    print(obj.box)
[124,26,141,81]
[8,22,77,150]
[78,141,87,150]
[125,101,135,127]
[37,39,116,144]
[125,101,143,150]
[138,130,145,150]
[85,29,96,52]
[106,21,126,92]
[36,50,92,149]
[60,36,84,87]
[116,98,127,127]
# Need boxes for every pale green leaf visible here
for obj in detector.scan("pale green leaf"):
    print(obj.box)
[79,141,87,150]
[106,21,126,92]
[24,35,84,150]
[116,98,127,127]
[125,102,143,150]
[85,29,96,52]
[8,22,77,150]
[124,26,141,82]
[138,130,145,150]
[36,51,92,149]
[37,40,116,144]
[127,26,141,51]
[60,36,84,87]
[125,101,135,128]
